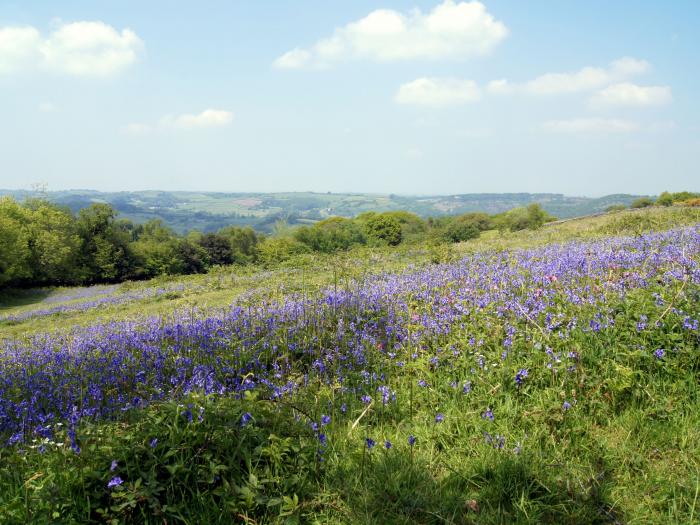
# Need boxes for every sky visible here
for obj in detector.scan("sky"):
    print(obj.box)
[0,1,698,197]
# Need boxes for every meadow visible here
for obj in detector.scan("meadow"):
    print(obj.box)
[0,207,699,524]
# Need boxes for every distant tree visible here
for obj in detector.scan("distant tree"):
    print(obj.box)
[442,212,493,243]
[131,219,182,278]
[76,204,138,282]
[198,233,234,266]
[630,197,654,209]
[655,192,674,207]
[176,239,210,274]
[362,214,403,246]
[218,226,260,263]
[294,217,366,253]
[493,204,556,232]
[257,238,310,266]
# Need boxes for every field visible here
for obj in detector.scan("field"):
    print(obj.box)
[1,207,699,524]
[0,189,645,233]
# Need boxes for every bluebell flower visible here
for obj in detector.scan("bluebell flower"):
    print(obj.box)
[240,412,253,427]
[408,435,416,446]
[365,437,375,449]
[515,369,528,386]
[654,348,665,360]
[384,440,392,449]
[107,476,123,489]
[435,413,445,423]
[321,415,331,426]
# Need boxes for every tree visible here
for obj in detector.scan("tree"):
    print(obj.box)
[176,239,210,274]
[362,214,402,246]
[442,212,492,243]
[0,197,32,287]
[131,219,182,278]
[294,217,366,253]
[76,204,137,282]
[218,226,260,264]
[198,233,234,266]
[23,199,81,284]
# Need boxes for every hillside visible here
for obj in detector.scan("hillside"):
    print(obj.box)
[0,189,646,233]
[1,207,699,523]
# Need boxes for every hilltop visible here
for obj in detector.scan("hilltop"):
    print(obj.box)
[0,189,645,233]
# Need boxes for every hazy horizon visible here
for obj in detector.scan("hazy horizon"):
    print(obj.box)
[1,1,698,195]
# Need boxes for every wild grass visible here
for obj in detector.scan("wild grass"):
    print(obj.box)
[0,207,698,524]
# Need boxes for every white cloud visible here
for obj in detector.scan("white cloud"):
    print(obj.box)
[168,109,234,129]
[396,77,480,106]
[487,57,650,96]
[0,26,42,73]
[274,1,507,69]
[126,109,234,134]
[542,118,640,134]
[0,21,142,76]
[589,83,672,108]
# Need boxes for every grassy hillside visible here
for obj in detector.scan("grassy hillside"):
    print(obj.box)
[1,206,698,524]
[0,189,646,233]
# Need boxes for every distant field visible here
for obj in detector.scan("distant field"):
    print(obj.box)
[0,189,647,233]
[1,206,699,524]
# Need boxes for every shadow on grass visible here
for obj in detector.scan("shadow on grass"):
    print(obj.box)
[334,451,622,525]
[0,288,53,311]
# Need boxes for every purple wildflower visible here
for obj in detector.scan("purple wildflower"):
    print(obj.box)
[107,476,123,489]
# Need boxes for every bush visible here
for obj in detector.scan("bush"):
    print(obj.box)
[362,214,402,246]
[631,197,654,209]
[605,204,626,212]
[294,217,366,253]
[257,237,311,266]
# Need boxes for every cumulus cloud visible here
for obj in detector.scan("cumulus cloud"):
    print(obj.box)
[487,57,650,95]
[542,118,640,134]
[274,1,507,69]
[589,83,672,108]
[0,21,142,76]
[0,27,42,73]
[396,77,480,106]
[126,109,234,134]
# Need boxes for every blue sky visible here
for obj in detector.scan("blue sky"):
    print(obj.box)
[0,1,698,196]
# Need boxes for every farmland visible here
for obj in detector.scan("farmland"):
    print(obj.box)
[0,206,698,524]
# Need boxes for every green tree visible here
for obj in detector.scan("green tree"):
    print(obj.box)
[198,233,234,266]
[23,199,81,284]
[294,217,366,253]
[218,226,260,264]
[76,204,137,282]
[131,219,182,278]
[0,197,32,287]
[362,214,402,246]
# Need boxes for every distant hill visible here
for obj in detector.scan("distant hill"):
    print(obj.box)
[0,189,647,233]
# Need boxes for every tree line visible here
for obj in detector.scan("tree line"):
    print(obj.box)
[1,197,557,289]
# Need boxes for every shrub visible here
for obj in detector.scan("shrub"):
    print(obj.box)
[362,214,403,246]
[257,237,311,266]
[294,217,366,253]
[631,197,654,209]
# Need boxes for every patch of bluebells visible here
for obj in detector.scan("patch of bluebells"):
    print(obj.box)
[0,226,698,446]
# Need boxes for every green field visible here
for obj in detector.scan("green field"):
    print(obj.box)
[1,206,699,524]
[0,189,646,233]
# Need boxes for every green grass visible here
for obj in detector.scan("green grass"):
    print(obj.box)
[0,206,699,524]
